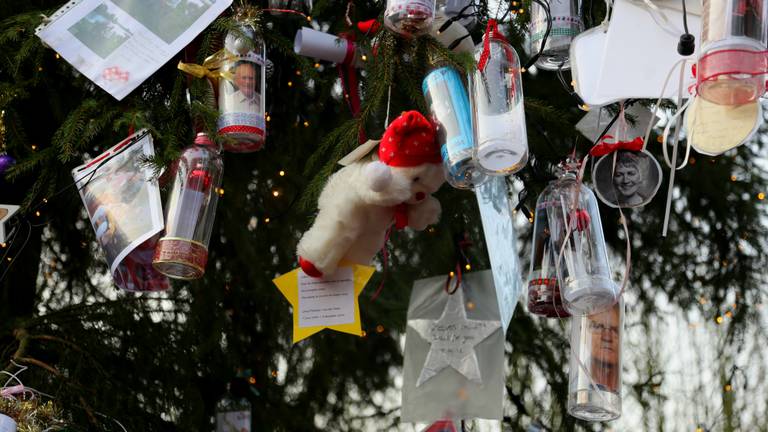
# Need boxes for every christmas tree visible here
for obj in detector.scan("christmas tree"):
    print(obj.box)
[1,0,767,430]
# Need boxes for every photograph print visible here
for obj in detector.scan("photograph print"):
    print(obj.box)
[111,0,215,44]
[592,150,662,208]
[68,3,131,59]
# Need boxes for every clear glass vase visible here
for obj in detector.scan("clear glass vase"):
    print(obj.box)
[218,23,267,152]
[423,66,486,189]
[384,0,436,37]
[470,34,529,175]
[568,298,623,421]
[528,0,583,70]
[153,133,223,280]
[543,163,617,315]
[698,0,767,105]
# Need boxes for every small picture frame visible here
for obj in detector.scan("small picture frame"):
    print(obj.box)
[592,149,662,208]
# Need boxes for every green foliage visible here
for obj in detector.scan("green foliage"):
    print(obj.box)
[0,0,766,431]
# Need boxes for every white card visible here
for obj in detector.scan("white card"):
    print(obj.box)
[298,267,355,328]
[475,176,523,332]
[36,0,232,100]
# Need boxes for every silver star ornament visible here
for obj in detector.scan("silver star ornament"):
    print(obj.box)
[408,286,502,386]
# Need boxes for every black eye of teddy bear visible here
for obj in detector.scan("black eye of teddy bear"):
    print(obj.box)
[413,176,421,182]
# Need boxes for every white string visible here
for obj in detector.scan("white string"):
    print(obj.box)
[662,60,691,237]
[384,85,392,128]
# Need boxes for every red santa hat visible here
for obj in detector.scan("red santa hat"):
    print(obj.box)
[378,111,441,167]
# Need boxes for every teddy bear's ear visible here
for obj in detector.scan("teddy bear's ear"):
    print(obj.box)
[338,139,380,166]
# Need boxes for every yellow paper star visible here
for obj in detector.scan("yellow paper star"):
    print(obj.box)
[273,264,374,344]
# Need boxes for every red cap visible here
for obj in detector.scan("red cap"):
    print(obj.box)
[378,111,441,167]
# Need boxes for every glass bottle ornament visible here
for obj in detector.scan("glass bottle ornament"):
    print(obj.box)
[153,133,223,280]
[470,21,529,175]
[544,161,617,315]
[216,382,252,432]
[218,22,267,152]
[697,0,767,106]
[527,184,569,318]
[423,65,486,189]
[384,0,436,37]
[528,0,583,70]
[568,297,623,421]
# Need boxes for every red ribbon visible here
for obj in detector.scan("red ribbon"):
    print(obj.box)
[589,135,644,157]
[393,203,409,230]
[477,19,512,72]
[337,32,365,143]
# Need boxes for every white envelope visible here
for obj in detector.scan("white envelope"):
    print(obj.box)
[571,0,702,106]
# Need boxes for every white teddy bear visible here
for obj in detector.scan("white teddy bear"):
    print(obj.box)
[297,111,446,278]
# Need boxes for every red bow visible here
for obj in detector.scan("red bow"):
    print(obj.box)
[589,135,644,157]
[477,19,512,72]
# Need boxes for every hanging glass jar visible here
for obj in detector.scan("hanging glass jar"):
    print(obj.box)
[544,161,617,315]
[384,0,436,37]
[528,0,583,70]
[153,133,223,280]
[218,21,267,152]
[697,0,767,106]
[568,297,623,421]
[527,181,570,318]
[423,65,486,189]
[470,20,529,175]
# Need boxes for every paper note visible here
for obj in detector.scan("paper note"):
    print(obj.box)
[298,267,355,328]
[475,176,523,332]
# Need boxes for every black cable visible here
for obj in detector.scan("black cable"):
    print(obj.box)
[677,0,695,55]
[523,0,552,70]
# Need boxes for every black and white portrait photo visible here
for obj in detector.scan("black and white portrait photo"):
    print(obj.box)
[592,150,662,208]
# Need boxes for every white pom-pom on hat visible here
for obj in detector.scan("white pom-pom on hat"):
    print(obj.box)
[364,160,392,192]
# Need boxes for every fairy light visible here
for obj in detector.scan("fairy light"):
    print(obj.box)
[466,301,475,310]
[266,114,271,122]
[287,81,293,87]
[716,316,724,324]
[730,175,737,181]
[724,384,732,392]
[449,271,455,277]
[55,53,60,59]
[271,370,278,378]
[272,190,280,197]
[361,54,368,61]
[465,264,471,271]
[725,310,733,318]
[37,67,43,72]
[35,210,40,217]
[518,8,524,13]
[295,70,301,76]
[42,198,48,203]
[217,188,224,196]
[758,192,765,200]
[303,121,309,127]
[31,144,37,151]
[248,376,256,385]
[361,330,367,337]
[0,243,5,248]
[264,217,270,223]
[6,257,10,262]
[314,62,320,68]
[306,15,312,22]
[376,324,384,333]
[279,170,285,177]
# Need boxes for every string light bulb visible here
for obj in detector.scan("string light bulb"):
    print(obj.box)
[465,264,471,271]
[279,170,285,177]
[758,192,765,200]
[375,324,384,333]
[724,384,732,392]
[314,62,320,68]
[303,121,309,127]
[264,217,270,223]
[248,376,256,385]
[287,81,293,87]
[272,190,280,197]
[716,316,724,324]
[361,54,368,61]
